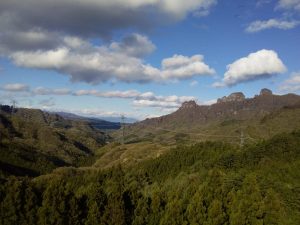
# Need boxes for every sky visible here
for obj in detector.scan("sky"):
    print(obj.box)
[0,0,300,121]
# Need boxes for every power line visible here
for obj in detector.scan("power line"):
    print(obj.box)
[116,124,256,145]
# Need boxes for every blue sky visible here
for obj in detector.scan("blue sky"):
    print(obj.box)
[0,0,300,120]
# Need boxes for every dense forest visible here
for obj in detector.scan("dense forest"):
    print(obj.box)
[1,130,299,225]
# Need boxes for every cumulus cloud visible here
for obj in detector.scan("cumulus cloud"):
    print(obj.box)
[161,54,215,79]
[133,92,196,108]
[213,49,286,87]
[10,40,214,84]
[277,0,300,11]
[279,71,300,92]
[0,0,217,84]
[246,19,300,32]
[0,0,217,38]
[2,83,30,92]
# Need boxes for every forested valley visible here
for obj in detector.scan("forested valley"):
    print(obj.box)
[1,130,300,225]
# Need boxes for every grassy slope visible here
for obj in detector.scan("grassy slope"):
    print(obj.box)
[98,106,300,169]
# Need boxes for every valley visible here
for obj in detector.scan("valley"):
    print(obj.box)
[1,89,300,225]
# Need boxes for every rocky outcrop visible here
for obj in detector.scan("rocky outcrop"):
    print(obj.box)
[217,92,245,103]
[260,88,272,96]
[179,100,198,109]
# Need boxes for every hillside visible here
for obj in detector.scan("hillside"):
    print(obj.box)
[53,112,122,130]
[1,130,300,225]
[116,89,300,145]
[0,105,111,177]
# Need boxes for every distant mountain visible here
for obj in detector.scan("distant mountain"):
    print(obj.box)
[97,116,138,124]
[139,88,300,127]
[119,89,300,144]
[54,111,122,130]
[0,106,111,177]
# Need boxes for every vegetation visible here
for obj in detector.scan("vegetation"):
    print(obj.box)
[0,105,110,178]
[1,130,300,224]
[114,106,300,146]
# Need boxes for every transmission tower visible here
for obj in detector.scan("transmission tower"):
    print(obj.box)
[11,100,17,113]
[121,114,125,145]
[240,130,245,148]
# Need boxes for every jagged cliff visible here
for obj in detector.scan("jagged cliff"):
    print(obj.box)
[134,89,300,129]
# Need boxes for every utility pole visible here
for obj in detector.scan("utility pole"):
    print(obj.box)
[11,100,17,113]
[240,130,244,148]
[121,114,125,145]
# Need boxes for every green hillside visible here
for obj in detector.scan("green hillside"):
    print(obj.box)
[0,105,111,178]
[42,99,300,172]
[114,102,300,147]
[1,130,300,224]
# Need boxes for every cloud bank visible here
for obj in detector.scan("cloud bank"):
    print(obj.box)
[0,0,217,38]
[0,84,197,110]
[213,49,286,87]
[0,1,217,84]
[9,34,214,84]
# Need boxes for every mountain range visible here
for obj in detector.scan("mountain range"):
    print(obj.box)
[119,88,300,145]
[54,111,138,124]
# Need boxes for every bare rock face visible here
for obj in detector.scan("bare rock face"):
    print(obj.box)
[180,100,198,109]
[260,88,272,96]
[217,92,245,103]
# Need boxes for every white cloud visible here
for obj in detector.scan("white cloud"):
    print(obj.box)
[277,0,300,11]
[279,71,300,92]
[0,0,217,85]
[2,83,30,92]
[213,49,286,87]
[246,19,300,32]
[133,93,196,108]
[73,88,197,110]
[1,83,198,109]
[10,37,214,84]
[1,83,198,112]
[161,54,215,80]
